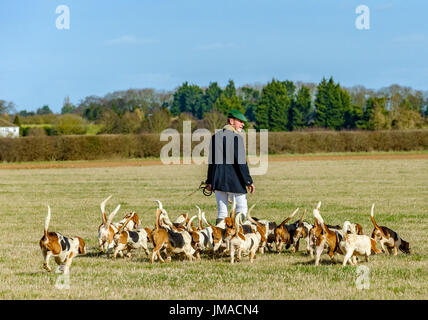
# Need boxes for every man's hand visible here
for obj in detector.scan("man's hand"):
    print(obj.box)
[206,184,212,192]
[247,183,255,194]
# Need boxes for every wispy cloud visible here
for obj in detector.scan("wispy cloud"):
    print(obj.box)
[105,35,159,46]
[195,42,238,51]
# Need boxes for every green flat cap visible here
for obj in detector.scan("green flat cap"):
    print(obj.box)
[227,109,247,122]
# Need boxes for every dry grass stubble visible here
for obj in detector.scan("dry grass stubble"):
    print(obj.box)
[0,156,427,299]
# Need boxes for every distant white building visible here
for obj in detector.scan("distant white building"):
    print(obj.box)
[0,118,19,138]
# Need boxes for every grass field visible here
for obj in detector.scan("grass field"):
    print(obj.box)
[0,152,427,299]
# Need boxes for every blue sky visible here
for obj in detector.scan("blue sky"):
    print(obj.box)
[1,0,427,113]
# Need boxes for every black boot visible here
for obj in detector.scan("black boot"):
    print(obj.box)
[215,218,223,225]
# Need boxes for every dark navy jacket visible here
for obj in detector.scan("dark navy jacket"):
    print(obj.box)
[206,127,253,194]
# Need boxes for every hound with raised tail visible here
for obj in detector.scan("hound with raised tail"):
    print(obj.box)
[227,212,260,264]
[200,199,238,255]
[250,216,277,252]
[312,202,345,266]
[116,211,140,232]
[150,200,195,263]
[370,204,410,255]
[340,220,381,266]
[97,195,121,255]
[274,208,299,253]
[39,206,86,274]
[200,211,227,255]
[245,204,269,254]
[113,214,152,259]
[291,210,313,255]
[187,206,214,260]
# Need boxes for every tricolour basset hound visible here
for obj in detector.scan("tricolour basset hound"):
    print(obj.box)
[39,205,86,274]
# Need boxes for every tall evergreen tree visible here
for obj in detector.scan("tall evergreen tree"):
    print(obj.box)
[314,77,351,130]
[255,79,290,131]
[201,82,222,117]
[223,80,237,99]
[13,114,21,127]
[170,82,204,118]
[240,86,260,123]
[283,80,296,101]
[288,86,311,130]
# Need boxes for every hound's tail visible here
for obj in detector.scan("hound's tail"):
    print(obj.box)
[117,212,133,234]
[230,196,236,217]
[106,204,121,229]
[44,205,51,238]
[201,211,213,228]
[246,203,260,226]
[298,209,307,227]
[230,196,237,228]
[279,208,299,228]
[312,202,327,233]
[370,203,380,229]
[196,206,203,229]
[155,207,162,231]
[235,212,243,233]
[100,195,113,223]
[155,200,164,212]
[370,203,385,237]
[187,215,198,233]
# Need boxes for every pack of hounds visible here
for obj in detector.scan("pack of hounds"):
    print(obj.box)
[39,196,410,274]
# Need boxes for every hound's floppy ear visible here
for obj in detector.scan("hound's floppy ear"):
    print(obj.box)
[314,218,319,227]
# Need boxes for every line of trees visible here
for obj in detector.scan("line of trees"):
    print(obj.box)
[169,78,427,131]
[1,77,427,136]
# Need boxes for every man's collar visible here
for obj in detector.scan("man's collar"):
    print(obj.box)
[223,124,238,133]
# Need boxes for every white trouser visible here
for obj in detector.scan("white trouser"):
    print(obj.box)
[215,190,248,220]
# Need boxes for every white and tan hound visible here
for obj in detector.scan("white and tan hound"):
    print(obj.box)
[226,212,260,264]
[113,213,152,259]
[150,200,195,263]
[312,202,346,266]
[245,204,269,254]
[340,220,381,266]
[187,206,214,260]
[97,195,121,255]
[39,206,86,274]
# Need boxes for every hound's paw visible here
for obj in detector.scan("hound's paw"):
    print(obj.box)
[43,264,52,272]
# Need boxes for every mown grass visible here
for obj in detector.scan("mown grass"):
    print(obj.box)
[0,155,427,299]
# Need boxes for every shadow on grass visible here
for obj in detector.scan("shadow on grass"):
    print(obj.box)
[291,259,338,266]
[80,251,105,258]
[15,271,48,276]
[77,246,111,259]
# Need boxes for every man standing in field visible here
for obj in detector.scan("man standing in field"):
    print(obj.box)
[205,109,255,225]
